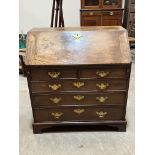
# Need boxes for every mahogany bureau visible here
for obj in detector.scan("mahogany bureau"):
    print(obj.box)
[25,26,131,134]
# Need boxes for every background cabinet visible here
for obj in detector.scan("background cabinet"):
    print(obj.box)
[81,14,102,26]
[81,10,123,26]
[102,10,122,25]
[80,0,124,26]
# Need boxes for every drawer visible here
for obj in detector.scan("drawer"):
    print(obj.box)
[81,11,122,19]
[32,92,126,107]
[30,79,127,93]
[79,67,127,78]
[30,68,77,81]
[34,106,124,122]
[81,11,102,16]
[102,11,122,19]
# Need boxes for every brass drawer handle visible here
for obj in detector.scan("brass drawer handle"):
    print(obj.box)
[96,111,107,118]
[74,109,85,114]
[48,72,61,78]
[74,95,85,101]
[105,0,111,5]
[73,82,85,88]
[49,97,62,104]
[109,11,114,16]
[96,83,109,90]
[96,71,109,78]
[96,96,108,103]
[49,84,61,91]
[51,112,63,119]
[89,12,94,15]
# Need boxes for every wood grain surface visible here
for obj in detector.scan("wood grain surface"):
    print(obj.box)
[25,26,131,65]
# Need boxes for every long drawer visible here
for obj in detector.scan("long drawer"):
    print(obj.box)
[81,11,122,19]
[30,79,127,93]
[29,66,129,81]
[32,92,126,107]
[34,106,124,122]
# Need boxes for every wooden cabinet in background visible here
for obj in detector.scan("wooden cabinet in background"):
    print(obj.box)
[81,11,102,26]
[80,0,124,26]
[102,10,123,25]
[81,10,123,26]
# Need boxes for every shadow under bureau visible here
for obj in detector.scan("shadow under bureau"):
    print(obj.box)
[25,26,131,134]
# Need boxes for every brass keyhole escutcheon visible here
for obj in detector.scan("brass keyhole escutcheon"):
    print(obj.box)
[73,82,85,88]
[48,72,61,79]
[96,111,107,118]
[72,34,83,40]
[73,95,85,101]
[96,96,108,103]
[96,71,109,78]
[74,109,85,115]
[96,83,109,90]
[51,112,63,119]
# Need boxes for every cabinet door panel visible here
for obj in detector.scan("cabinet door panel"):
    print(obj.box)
[81,0,101,9]
[102,0,122,8]
[81,16,102,26]
[85,0,99,6]
[102,19,121,26]
[81,10,122,26]
[102,10,122,26]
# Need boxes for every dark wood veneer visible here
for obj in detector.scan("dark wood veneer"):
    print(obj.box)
[33,106,124,122]
[81,10,123,26]
[25,27,131,133]
[30,78,127,93]
[32,92,126,107]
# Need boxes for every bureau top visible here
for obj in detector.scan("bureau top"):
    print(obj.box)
[25,26,131,65]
